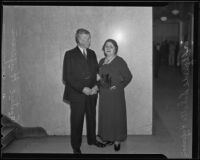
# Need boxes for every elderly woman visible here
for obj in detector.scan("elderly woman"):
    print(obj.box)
[97,39,132,151]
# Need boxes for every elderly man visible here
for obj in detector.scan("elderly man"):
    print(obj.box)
[63,28,105,154]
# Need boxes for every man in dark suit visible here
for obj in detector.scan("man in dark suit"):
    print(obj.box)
[63,28,105,154]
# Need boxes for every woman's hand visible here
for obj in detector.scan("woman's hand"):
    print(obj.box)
[90,85,99,95]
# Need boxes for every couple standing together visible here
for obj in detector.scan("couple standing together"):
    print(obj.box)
[63,28,132,154]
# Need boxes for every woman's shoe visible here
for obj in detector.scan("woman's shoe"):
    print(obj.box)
[114,143,120,151]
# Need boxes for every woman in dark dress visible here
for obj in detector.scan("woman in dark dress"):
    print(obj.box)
[97,39,132,151]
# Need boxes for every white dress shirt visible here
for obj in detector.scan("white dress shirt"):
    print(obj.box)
[78,46,87,56]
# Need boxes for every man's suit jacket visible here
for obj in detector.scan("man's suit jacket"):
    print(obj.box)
[63,46,98,102]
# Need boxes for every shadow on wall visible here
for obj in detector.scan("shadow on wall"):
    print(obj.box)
[2,114,48,148]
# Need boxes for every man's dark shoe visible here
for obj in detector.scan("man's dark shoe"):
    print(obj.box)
[73,149,82,154]
[88,140,106,148]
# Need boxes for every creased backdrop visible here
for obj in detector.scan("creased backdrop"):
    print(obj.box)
[2,6,152,135]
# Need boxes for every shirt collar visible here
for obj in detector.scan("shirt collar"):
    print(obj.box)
[103,55,117,65]
[78,46,87,54]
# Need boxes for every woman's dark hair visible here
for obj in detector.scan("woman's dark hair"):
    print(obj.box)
[102,39,118,54]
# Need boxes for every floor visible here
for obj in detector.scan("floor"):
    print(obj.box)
[2,65,193,158]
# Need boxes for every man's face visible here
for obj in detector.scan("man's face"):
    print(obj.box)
[78,33,91,49]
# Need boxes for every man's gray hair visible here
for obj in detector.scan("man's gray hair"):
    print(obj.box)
[75,28,90,43]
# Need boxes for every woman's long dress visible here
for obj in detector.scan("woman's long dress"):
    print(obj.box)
[98,56,132,141]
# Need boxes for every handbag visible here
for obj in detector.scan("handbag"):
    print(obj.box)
[100,73,112,89]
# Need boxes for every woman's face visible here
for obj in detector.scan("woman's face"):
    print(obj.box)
[104,42,116,57]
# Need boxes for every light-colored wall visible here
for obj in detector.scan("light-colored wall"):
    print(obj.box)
[2,6,152,135]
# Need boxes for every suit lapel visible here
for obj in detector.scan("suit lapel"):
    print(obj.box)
[75,46,85,59]
[76,46,92,62]
[86,48,91,61]
[75,46,91,62]
[74,46,89,71]
[73,47,95,79]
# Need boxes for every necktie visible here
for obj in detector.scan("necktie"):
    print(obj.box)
[83,49,87,59]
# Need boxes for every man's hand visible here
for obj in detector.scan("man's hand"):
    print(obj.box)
[82,87,92,96]
[90,85,98,95]
[110,86,117,90]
